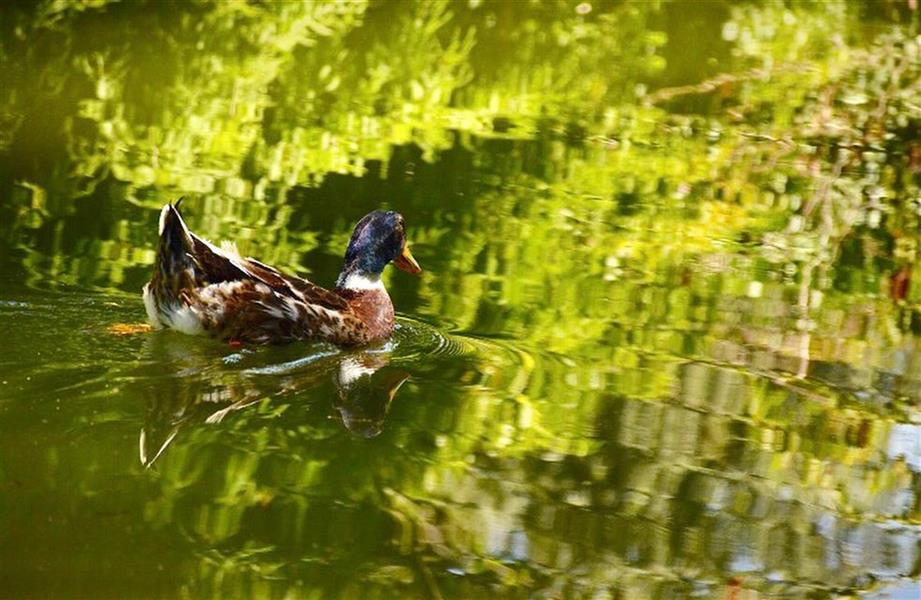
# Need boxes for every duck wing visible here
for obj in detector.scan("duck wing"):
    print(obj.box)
[180,227,347,313]
[237,255,350,312]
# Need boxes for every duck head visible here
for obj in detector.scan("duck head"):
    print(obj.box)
[336,210,421,290]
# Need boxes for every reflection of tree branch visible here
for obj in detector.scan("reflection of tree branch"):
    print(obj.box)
[416,554,444,600]
[738,132,796,147]
[644,63,815,105]
[688,354,837,407]
[802,147,847,222]
[795,150,852,378]
[872,51,910,125]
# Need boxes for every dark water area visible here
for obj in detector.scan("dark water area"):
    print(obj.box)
[1,1,920,598]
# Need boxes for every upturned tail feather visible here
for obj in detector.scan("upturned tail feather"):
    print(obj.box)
[156,202,197,282]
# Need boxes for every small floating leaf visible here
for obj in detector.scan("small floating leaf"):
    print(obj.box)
[106,323,154,336]
[841,93,868,105]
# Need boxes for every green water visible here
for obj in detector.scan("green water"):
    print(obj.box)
[1,1,920,598]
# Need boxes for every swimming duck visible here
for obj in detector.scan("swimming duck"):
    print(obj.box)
[143,201,421,346]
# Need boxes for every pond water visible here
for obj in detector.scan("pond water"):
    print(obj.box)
[1,1,920,598]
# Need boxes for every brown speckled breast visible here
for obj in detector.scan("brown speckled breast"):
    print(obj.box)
[337,288,395,344]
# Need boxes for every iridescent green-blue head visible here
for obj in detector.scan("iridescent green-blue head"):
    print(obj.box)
[336,210,421,289]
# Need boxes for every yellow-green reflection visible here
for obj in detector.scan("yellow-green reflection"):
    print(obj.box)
[0,1,919,598]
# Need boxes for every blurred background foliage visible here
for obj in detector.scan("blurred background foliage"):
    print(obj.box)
[0,0,920,598]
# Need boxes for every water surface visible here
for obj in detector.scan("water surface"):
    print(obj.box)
[1,1,920,598]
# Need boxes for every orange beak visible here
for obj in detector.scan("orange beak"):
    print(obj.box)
[393,244,422,274]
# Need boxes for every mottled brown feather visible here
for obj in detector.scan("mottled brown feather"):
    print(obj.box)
[147,203,404,346]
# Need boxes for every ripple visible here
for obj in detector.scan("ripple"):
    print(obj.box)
[242,349,342,375]
[0,300,29,310]
[391,317,475,359]
[391,316,533,367]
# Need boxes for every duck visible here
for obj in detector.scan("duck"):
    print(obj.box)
[142,201,422,346]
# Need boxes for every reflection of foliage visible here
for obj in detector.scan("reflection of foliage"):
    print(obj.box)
[455,0,667,120]
[1,0,921,598]
[70,1,370,188]
[124,348,921,597]
[258,0,475,185]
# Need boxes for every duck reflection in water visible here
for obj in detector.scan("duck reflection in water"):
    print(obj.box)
[331,353,409,438]
[139,336,409,467]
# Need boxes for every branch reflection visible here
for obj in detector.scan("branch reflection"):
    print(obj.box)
[139,335,409,467]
